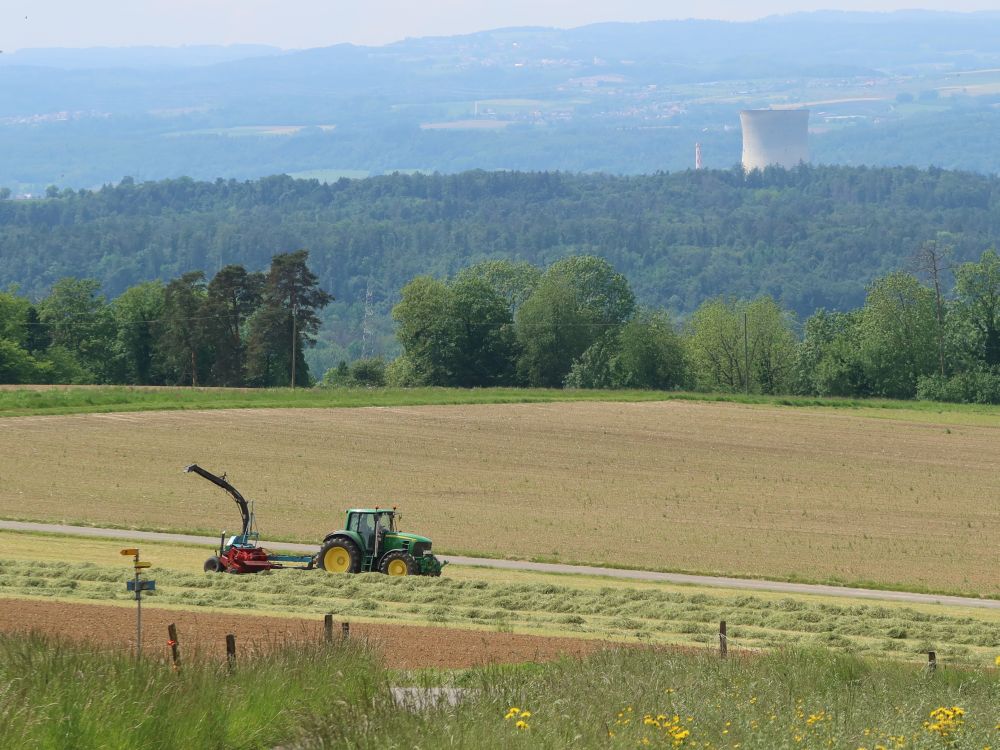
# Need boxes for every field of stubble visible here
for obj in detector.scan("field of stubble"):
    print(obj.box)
[0,400,996,594]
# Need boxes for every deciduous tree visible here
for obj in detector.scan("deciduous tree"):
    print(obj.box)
[515,256,635,387]
[687,296,796,394]
[37,278,115,383]
[856,272,938,399]
[112,281,165,384]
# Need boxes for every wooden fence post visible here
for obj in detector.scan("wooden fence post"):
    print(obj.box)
[324,614,333,643]
[927,651,937,673]
[226,634,236,670]
[719,620,727,658]
[167,623,180,670]
[341,621,350,640]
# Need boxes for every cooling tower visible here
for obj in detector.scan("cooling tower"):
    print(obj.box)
[740,109,810,171]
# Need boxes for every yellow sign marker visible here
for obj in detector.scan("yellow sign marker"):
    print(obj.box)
[120,548,139,556]
[134,561,152,569]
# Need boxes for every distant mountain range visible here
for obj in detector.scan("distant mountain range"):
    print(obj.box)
[3,11,1000,191]
[0,45,284,69]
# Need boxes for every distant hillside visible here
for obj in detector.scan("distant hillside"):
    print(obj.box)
[2,166,1000,369]
[4,12,1000,191]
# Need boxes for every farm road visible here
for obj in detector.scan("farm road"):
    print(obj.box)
[3,520,997,610]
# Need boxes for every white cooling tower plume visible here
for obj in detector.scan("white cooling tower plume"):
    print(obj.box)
[740,109,810,171]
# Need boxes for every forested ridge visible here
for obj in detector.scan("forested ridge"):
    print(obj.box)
[3,165,1000,368]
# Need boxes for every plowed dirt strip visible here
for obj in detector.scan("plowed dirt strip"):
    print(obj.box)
[0,598,604,669]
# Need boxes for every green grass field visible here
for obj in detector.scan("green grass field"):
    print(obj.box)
[5,383,1000,420]
[2,632,997,749]
[0,385,676,417]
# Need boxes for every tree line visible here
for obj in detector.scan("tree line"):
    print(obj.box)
[8,247,1000,404]
[342,250,1000,404]
[0,251,332,387]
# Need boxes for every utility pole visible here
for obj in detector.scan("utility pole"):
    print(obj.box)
[361,280,375,360]
[744,311,750,396]
[289,278,299,389]
[290,312,297,389]
[915,239,951,379]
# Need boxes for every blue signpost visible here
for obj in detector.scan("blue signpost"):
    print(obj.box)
[120,548,154,660]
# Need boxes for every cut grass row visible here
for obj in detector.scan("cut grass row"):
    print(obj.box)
[2,632,997,750]
[3,552,998,666]
[5,384,1000,423]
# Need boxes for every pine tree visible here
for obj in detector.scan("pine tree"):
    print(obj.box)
[247,251,333,387]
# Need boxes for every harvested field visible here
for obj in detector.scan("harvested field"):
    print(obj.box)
[3,531,998,663]
[1,401,998,594]
[5,554,998,663]
[0,597,603,669]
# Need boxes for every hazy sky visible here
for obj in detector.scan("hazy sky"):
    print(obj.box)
[4,1,999,51]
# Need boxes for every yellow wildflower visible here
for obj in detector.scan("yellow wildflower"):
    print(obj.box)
[925,706,965,740]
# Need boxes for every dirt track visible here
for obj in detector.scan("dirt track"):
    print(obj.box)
[0,598,605,669]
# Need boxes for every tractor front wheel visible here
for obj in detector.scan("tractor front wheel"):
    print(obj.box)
[379,550,417,576]
[318,538,361,574]
[204,556,224,573]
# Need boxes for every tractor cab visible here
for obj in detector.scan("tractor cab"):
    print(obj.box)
[347,509,396,550]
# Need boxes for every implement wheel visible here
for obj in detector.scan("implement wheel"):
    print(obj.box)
[379,550,417,576]
[204,556,224,573]
[318,538,361,574]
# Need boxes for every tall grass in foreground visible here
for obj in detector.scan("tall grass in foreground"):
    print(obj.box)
[306,648,1000,749]
[0,635,996,749]
[0,633,382,750]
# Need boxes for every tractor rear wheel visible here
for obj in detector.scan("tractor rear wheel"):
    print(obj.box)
[318,537,361,574]
[204,556,224,573]
[379,550,417,576]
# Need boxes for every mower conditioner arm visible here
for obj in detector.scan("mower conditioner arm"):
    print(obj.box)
[185,464,251,539]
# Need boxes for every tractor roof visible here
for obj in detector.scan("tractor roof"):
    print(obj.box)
[347,508,397,514]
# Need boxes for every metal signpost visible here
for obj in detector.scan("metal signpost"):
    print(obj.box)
[120,548,155,660]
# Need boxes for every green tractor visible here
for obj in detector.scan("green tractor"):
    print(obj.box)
[317,507,445,577]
